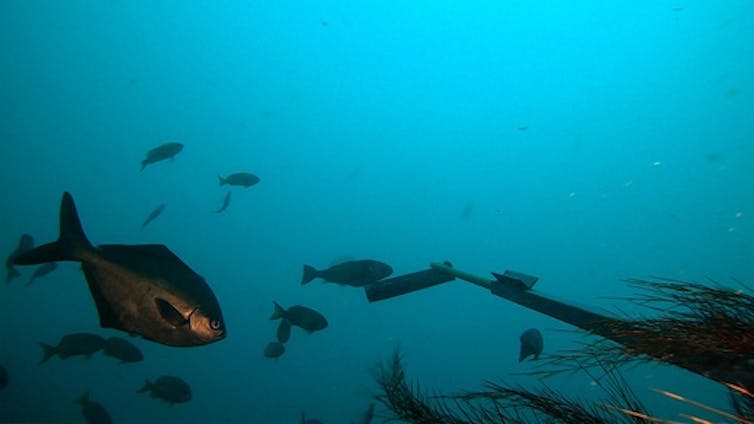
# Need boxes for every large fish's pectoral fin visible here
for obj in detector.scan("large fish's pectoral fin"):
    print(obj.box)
[82,265,122,330]
[155,298,189,327]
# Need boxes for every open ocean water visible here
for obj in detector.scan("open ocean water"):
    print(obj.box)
[1,1,753,423]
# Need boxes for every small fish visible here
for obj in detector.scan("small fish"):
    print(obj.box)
[264,341,286,359]
[218,172,260,188]
[102,337,143,363]
[26,262,57,286]
[0,364,7,390]
[13,192,226,347]
[519,328,544,362]
[517,126,528,131]
[277,319,291,343]
[74,392,112,424]
[459,201,474,221]
[39,333,106,364]
[138,376,192,404]
[141,203,166,230]
[215,191,232,213]
[140,142,183,171]
[5,233,34,283]
[672,7,684,12]
[270,301,328,334]
[301,259,393,287]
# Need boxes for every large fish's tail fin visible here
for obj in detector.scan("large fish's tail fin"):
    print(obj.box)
[269,301,286,320]
[301,265,319,285]
[137,380,152,393]
[217,174,227,186]
[14,192,94,265]
[39,343,56,364]
[73,392,89,405]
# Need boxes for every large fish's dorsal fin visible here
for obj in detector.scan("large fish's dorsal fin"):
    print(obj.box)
[98,244,197,278]
[82,264,122,330]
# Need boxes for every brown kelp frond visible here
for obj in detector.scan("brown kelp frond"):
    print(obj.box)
[375,348,470,423]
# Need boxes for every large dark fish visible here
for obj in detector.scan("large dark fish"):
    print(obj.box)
[140,142,183,171]
[26,262,57,286]
[13,192,226,347]
[141,203,166,230]
[214,191,231,213]
[74,392,112,424]
[0,364,7,390]
[263,341,285,359]
[102,336,143,363]
[301,259,393,287]
[39,333,106,364]
[218,172,260,188]
[5,233,34,283]
[270,301,328,334]
[519,328,543,362]
[138,375,192,404]
[276,319,291,343]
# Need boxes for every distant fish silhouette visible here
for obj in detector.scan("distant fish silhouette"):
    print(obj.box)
[459,201,474,221]
[517,126,529,131]
[215,191,231,213]
[141,204,166,230]
[140,142,183,171]
[26,262,57,286]
[519,328,543,362]
[6,233,34,283]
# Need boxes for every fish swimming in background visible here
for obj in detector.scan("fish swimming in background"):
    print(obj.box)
[138,376,192,404]
[263,341,285,359]
[0,364,7,390]
[102,337,143,363]
[302,259,393,287]
[13,192,226,347]
[270,301,328,334]
[519,328,544,362]
[276,319,291,343]
[218,172,260,188]
[74,392,112,424]
[140,142,183,171]
[141,203,166,230]
[215,191,231,213]
[5,233,34,283]
[39,333,106,364]
[26,262,57,286]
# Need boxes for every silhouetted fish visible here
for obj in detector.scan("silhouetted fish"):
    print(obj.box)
[215,191,231,213]
[5,233,34,283]
[26,262,57,286]
[39,333,106,364]
[264,341,285,359]
[519,328,543,362]
[141,142,183,171]
[142,203,166,230]
[218,172,260,188]
[301,259,393,287]
[14,192,226,347]
[138,376,192,404]
[0,364,7,390]
[74,392,111,424]
[103,337,143,363]
[270,302,328,334]
[277,319,291,343]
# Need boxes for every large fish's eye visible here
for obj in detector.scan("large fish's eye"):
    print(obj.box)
[210,319,222,331]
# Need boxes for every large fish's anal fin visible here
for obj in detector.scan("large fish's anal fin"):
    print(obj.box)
[82,264,122,330]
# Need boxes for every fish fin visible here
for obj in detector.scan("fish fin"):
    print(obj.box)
[218,174,226,185]
[82,265,122,330]
[6,267,20,283]
[137,380,152,393]
[270,301,286,320]
[74,392,89,405]
[155,298,189,327]
[39,343,55,364]
[15,192,93,265]
[301,265,319,285]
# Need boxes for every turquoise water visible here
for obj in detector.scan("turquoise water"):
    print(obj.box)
[1,1,752,422]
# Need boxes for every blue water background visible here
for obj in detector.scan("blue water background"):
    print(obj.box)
[1,1,753,422]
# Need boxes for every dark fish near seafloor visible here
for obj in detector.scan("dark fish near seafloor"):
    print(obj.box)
[14,192,226,347]
[218,172,260,188]
[26,262,57,286]
[264,341,286,359]
[519,328,543,362]
[140,142,183,171]
[276,319,292,343]
[5,233,34,283]
[103,336,143,363]
[74,392,112,424]
[39,333,106,364]
[138,375,192,404]
[270,301,328,334]
[141,203,166,230]
[301,259,393,287]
